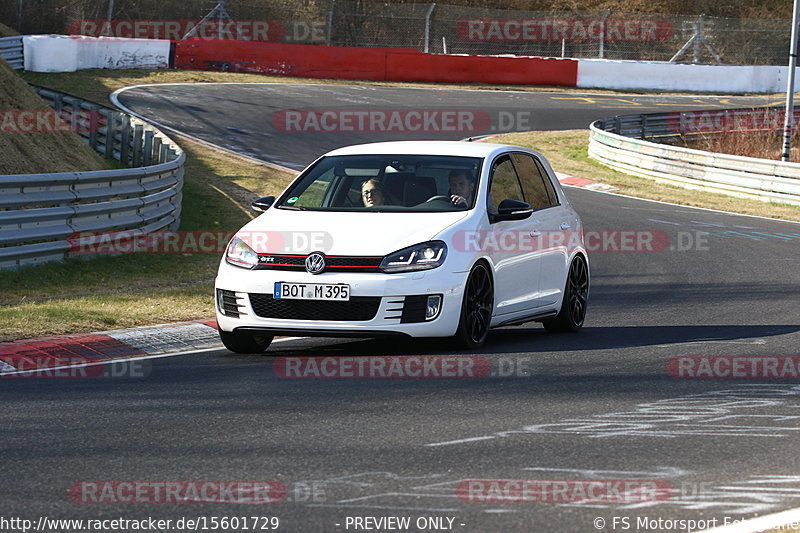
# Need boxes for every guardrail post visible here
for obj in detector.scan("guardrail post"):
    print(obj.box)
[143,130,154,166]
[104,112,115,159]
[153,136,162,164]
[88,105,99,150]
[120,115,131,165]
[132,124,143,167]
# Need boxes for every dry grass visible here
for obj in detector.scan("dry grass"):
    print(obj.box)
[681,131,800,162]
[0,58,108,174]
[494,130,800,222]
[0,22,19,37]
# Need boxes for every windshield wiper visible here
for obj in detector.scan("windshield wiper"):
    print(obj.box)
[278,205,307,211]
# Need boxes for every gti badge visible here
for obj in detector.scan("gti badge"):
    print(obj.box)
[305,252,326,274]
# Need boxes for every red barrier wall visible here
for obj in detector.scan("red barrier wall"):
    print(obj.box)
[174,39,578,87]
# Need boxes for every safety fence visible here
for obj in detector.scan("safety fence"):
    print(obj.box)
[0,86,185,269]
[0,35,23,69]
[4,0,793,65]
[589,108,800,206]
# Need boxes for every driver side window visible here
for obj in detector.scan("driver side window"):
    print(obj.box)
[488,155,524,213]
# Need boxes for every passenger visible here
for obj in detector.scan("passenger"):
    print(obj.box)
[448,169,476,207]
[361,179,388,207]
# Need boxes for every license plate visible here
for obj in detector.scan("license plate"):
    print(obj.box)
[274,282,350,301]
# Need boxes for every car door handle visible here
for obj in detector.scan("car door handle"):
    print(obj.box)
[530,230,542,237]
[560,223,571,230]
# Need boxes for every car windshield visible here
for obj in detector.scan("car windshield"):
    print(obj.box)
[277,154,483,212]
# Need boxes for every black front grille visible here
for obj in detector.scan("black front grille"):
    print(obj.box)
[255,254,382,273]
[249,293,381,321]
[400,295,429,323]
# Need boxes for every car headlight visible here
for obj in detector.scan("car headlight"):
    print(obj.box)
[225,236,259,269]
[380,241,447,273]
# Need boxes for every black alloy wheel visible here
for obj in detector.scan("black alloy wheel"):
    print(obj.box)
[454,262,494,348]
[543,254,589,333]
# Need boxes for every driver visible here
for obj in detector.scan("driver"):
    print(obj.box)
[448,169,476,207]
[361,179,388,207]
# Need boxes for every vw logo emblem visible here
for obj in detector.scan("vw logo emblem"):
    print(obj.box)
[305,252,326,274]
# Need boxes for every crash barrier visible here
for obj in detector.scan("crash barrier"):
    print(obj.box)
[575,59,798,93]
[22,35,170,72]
[589,108,800,206]
[173,39,579,87]
[0,86,185,270]
[12,33,797,93]
[0,35,23,69]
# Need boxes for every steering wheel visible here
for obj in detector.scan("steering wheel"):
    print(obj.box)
[425,195,451,203]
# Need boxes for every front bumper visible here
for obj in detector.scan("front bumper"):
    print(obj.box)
[214,265,467,338]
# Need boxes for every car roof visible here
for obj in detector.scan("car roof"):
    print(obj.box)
[324,140,529,159]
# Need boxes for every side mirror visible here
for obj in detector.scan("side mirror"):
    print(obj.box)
[251,196,275,212]
[490,199,533,222]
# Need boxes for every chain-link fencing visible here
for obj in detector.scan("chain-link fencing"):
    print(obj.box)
[1,0,793,66]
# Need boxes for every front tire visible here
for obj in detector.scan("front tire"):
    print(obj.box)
[219,329,273,354]
[454,262,494,349]
[543,254,589,333]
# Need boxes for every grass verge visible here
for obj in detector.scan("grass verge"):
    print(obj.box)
[492,130,800,222]
[0,132,295,342]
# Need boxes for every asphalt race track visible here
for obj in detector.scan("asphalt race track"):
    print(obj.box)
[3,84,800,533]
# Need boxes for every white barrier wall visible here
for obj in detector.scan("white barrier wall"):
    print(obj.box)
[577,59,800,93]
[24,35,169,72]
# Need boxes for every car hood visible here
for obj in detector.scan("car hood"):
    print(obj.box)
[237,209,470,256]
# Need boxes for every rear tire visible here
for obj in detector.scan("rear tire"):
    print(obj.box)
[454,262,494,349]
[543,255,589,333]
[219,329,273,354]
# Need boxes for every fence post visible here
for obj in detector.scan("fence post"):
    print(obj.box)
[694,15,705,64]
[326,0,336,46]
[599,9,610,59]
[16,0,23,32]
[424,3,436,53]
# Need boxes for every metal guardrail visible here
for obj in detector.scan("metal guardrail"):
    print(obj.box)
[589,109,800,206]
[0,86,185,269]
[0,35,24,69]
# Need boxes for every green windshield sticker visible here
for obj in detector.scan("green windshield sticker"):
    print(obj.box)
[287,197,299,204]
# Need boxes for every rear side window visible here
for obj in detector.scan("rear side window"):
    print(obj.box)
[510,153,551,210]
[509,153,560,210]
[533,157,559,207]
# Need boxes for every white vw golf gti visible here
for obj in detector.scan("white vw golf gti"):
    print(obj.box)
[215,141,589,353]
